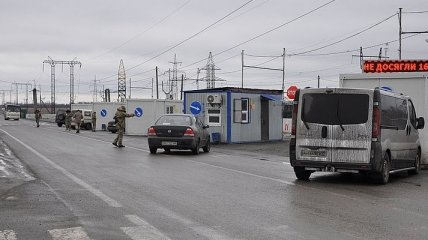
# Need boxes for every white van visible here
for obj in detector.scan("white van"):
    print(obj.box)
[71,109,93,130]
[289,88,425,184]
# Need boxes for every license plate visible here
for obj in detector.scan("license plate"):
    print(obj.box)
[301,149,327,157]
[162,141,177,146]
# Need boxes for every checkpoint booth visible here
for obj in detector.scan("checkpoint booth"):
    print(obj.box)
[340,59,428,165]
[125,99,183,135]
[93,102,125,131]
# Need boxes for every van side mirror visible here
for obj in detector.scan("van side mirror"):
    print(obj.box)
[203,124,209,129]
[417,117,425,129]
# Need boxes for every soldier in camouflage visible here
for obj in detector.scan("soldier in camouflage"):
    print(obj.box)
[65,109,72,131]
[91,111,97,132]
[112,106,135,148]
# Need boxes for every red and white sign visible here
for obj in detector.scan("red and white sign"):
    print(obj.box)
[286,85,298,99]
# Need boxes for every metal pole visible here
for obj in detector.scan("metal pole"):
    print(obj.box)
[151,78,154,99]
[399,8,402,60]
[156,66,159,99]
[282,48,285,96]
[241,50,244,88]
[129,78,131,99]
[318,75,320,88]
[181,74,184,100]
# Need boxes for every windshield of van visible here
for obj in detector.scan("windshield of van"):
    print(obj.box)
[302,93,369,125]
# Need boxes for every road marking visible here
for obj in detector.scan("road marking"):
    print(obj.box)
[0,129,122,208]
[121,215,171,240]
[188,160,295,186]
[0,230,17,240]
[48,227,90,240]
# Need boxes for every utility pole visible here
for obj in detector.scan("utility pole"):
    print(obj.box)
[317,75,320,88]
[398,8,428,60]
[181,74,184,100]
[282,48,285,95]
[43,57,81,112]
[399,8,402,60]
[241,50,244,88]
[151,78,154,99]
[92,76,100,102]
[12,82,32,105]
[156,66,159,99]
[129,78,132,99]
[200,52,222,89]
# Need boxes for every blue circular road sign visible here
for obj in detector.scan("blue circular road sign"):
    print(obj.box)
[134,107,143,117]
[190,101,202,115]
[100,109,107,117]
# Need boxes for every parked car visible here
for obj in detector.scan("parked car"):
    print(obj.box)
[147,114,211,154]
[290,87,424,184]
[107,120,118,133]
[55,109,66,127]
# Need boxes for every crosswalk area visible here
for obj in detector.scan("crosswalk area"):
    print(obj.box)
[1,215,171,240]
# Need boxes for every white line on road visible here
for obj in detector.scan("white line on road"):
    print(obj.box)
[0,129,122,208]
[121,215,171,240]
[48,227,91,240]
[188,159,295,186]
[0,230,17,240]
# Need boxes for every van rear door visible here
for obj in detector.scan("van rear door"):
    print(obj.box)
[330,89,372,165]
[296,88,372,165]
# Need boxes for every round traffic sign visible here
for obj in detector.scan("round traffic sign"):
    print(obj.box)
[190,101,202,115]
[100,109,107,117]
[287,85,298,99]
[134,107,143,117]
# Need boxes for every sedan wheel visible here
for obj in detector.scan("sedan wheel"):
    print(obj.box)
[149,147,157,154]
[203,137,211,153]
[192,141,200,155]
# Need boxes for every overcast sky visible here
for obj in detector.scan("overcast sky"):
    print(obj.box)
[1,0,427,104]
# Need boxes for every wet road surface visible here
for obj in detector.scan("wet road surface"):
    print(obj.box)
[0,119,427,240]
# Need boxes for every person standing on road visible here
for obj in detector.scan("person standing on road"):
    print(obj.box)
[73,110,83,133]
[65,109,72,131]
[112,106,135,148]
[91,111,97,132]
[34,109,41,128]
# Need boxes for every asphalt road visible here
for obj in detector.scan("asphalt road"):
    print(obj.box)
[0,119,428,240]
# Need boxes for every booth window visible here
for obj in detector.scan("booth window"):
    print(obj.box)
[207,108,221,126]
[166,106,174,114]
[234,98,250,123]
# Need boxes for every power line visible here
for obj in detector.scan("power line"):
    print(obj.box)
[179,0,337,70]
[288,13,397,56]
[87,0,192,61]
[125,0,255,77]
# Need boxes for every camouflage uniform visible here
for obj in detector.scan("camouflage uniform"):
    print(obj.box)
[65,110,72,131]
[112,106,135,147]
[91,112,97,132]
[73,110,83,133]
[34,109,41,128]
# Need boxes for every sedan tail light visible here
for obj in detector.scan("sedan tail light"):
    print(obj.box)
[184,128,195,137]
[147,127,156,136]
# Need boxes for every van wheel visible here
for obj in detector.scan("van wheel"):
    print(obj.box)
[377,153,390,184]
[408,150,421,175]
[149,147,157,154]
[294,167,311,180]
[57,123,63,127]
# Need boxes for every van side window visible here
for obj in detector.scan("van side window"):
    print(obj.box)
[396,99,408,130]
[408,100,417,129]
[380,95,407,130]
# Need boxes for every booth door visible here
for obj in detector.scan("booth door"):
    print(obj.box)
[261,99,269,141]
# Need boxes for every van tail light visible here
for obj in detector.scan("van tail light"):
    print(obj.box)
[148,127,157,136]
[291,89,300,136]
[372,104,380,139]
[184,128,195,137]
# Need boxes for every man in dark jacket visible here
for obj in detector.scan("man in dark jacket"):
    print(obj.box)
[112,106,134,147]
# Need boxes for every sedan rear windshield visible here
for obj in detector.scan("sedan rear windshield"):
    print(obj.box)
[156,115,192,126]
[302,93,369,125]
